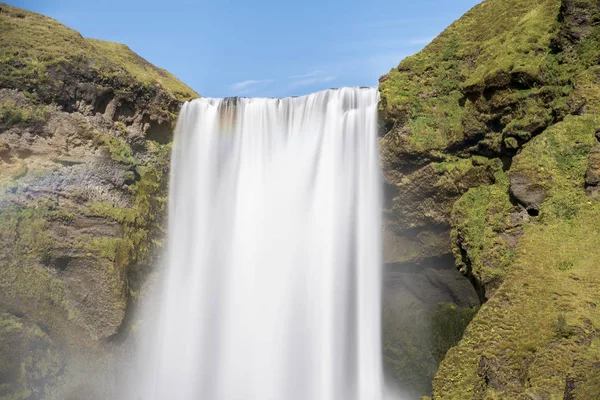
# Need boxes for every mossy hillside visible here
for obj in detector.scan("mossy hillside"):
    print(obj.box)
[0,3,197,104]
[378,0,600,282]
[379,1,600,393]
[86,39,197,102]
[380,0,600,169]
[85,139,170,299]
[450,171,521,300]
[380,0,563,155]
[433,114,600,399]
[0,4,183,396]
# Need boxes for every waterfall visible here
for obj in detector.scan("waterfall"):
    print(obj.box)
[131,87,384,400]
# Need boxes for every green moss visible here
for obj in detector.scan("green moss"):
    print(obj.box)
[0,99,49,128]
[511,115,596,194]
[434,115,600,399]
[0,3,198,103]
[0,313,62,400]
[101,135,137,166]
[86,39,197,102]
[379,0,566,154]
[430,303,479,364]
[379,0,600,396]
[379,0,599,165]
[450,170,518,295]
[461,2,560,92]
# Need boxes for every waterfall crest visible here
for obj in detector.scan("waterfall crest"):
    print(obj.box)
[133,87,384,400]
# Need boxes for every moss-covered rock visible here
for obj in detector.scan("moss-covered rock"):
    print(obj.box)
[380,0,600,397]
[0,3,193,398]
[0,313,63,400]
[380,0,600,248]
[434,115,600,399]
[0,2,198,143]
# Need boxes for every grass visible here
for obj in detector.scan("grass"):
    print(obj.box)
[87,39,198,102]
[450,170,518,297]
[0,3,198,102]
[0,99,50,129]
[434,114,600,398]
[378,0,596,157]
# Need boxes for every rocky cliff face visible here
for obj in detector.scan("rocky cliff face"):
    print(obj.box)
[0,4,198,398]
[3,0,600,398]
[380,0,600,398]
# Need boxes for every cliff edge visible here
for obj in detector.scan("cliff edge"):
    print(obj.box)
[380,0,600,398]
[0,3,198,398]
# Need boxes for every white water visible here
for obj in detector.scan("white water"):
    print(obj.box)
[132,87,384,400]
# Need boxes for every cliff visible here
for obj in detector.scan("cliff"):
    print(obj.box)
[380,0,600,398]
[0,3,198,398]
[2,0,600,398]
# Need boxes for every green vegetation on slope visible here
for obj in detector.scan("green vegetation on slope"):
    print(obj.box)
[451,170,520,299]
[379,0,596,161]
[379,0,600,397]
[0,3,198,104]
[435,115,600,399]
[86,39,198,102]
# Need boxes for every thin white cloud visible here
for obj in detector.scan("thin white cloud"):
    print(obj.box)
[230,79,273,91]
[289,75,336,89]
[288,70,325,79]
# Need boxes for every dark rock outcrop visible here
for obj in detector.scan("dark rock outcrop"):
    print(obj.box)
[509,172,546,214]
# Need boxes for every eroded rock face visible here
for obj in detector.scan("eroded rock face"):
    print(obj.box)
[0,313,63,399]
[0,88,171,397]
[379,0,600,398]
[0,4,197,397]
[509,173,546,214]
[383,261,479,398]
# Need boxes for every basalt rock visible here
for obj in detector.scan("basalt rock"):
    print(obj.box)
[509,172,546,214]
[0,3,198,397]
[380,0,600,398]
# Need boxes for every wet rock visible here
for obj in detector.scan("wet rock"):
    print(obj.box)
[0,313,64,398]
[383,262,479,397]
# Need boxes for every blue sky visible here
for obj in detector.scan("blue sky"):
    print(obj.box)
[11,0,481,98]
